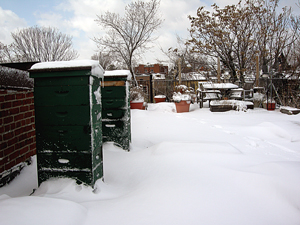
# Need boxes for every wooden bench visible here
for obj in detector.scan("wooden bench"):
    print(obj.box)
[197,89,221,108]
[210,100,254,112]
[280,106,300,115]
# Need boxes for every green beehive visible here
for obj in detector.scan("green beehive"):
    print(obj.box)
[102,70,131,150]
[29,60,104,186]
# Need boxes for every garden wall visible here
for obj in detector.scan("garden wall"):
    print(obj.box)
[0,88,36,187]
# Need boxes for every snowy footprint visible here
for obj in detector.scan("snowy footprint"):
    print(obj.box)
[244,136,261,147]
[212,124,236,135]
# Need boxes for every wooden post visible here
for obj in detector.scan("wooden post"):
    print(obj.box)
[178,59,182,84]
[256,54,259,87]
[217,57,221,83]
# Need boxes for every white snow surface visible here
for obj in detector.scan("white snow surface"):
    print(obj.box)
[203,83,239,89]
[1,102,300,225]
[30,60,104,78]
[104,70,132,80]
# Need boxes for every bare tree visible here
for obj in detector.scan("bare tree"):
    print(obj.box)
[91,51,114,70]
[10,26,78,62]
[188,1,260,83]
[94,0,163,84]
[160,35,211,79]
[188,0,300,84]
[254,0,299,74]
[0,42,15,63]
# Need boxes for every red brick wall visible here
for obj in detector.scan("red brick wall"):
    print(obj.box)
[0,88,36,179]
[135,64,168,75]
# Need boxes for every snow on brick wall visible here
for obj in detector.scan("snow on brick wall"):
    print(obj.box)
[0,88,36,186]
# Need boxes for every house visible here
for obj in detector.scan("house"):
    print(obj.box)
[152,73,166,80]
[135,64,168,75]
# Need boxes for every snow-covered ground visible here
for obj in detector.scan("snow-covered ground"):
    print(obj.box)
[1,102,300,225]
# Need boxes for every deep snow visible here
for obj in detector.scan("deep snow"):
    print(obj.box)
[1,102,300,225]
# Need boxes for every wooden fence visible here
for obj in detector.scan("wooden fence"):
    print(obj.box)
[136,79,205,103]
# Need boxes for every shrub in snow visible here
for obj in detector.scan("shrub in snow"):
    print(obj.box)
[154,95,166,98]
[0,66,33,88]
[130,85,146,102]
[172,85,196,103]
[172,92,191,103]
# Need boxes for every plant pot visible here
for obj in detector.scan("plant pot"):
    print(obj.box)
[130,101,144,109]
[266,102,275,110]
[263,102,275,110]
[154,95,166,103]
[175,100,191,113]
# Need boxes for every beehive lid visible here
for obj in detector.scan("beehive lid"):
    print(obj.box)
[29,60,104,78]
[104,70,132,80]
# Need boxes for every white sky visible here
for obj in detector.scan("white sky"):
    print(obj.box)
[0,0,299,64]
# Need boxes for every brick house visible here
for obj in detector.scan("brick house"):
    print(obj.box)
[0,63,37,187]
[135,64,168,75]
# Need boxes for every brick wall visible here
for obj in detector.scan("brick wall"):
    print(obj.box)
[0,88,36,186]
[135,64,168,75]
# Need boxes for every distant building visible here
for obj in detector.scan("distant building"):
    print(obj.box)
[135,64,168,75]
[181,72,207,81]
[152,73,166,80]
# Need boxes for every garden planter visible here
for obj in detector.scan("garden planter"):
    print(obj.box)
[130,101,144,109]
[266,103,275,110]
[154,95,166,103]
[175,100,190,113]
[263,102,275,110]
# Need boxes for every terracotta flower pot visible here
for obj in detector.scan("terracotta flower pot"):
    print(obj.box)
[175,100,190,113]
[263,102,275,111]
[130,101,144,109]
[154,96,166,103]
[266,103,275,110]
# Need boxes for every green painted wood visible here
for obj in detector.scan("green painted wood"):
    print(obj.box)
[34,85,101,106]
[37,152,93,170]
[35,124,102,152]
[37,163,103,185]
[104,75,128,81]
[37,147,103,185]
[102,120,130,137]
[101,86,126,99]
[35,104,101,126]
[102,109,126,119]
[34,76,101,87]
[102,99,127,109]
[34,86,89,106]
[31,67,103,186]
[100,78,131,150]
[30,69,92,78]
[103,136,130,151]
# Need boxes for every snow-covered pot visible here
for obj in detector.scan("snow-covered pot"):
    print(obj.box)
[173,92,191,113]
[175,100,191,113]
[130,85,145,109]
[154,95,166,103]
[130,101,144,109]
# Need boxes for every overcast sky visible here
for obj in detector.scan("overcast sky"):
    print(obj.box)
[0,0,299,65]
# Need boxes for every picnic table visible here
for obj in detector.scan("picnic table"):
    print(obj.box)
[197,82,239,108]
[202,83,239,99]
